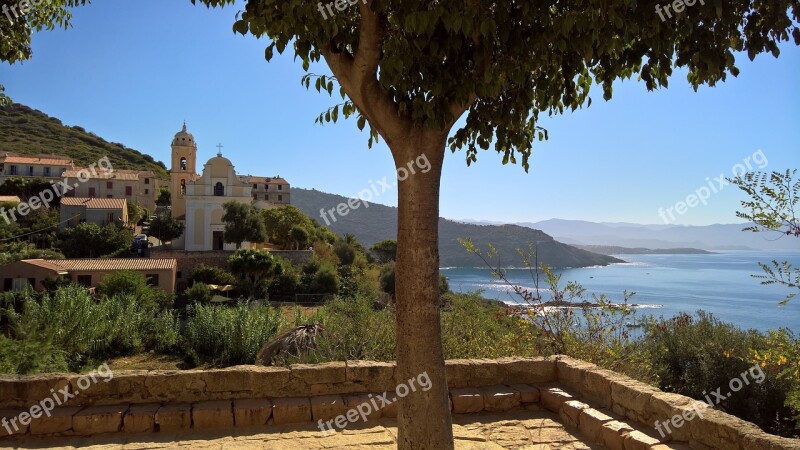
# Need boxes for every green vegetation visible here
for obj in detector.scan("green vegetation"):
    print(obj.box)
[0,104,168,177]
[147,214,185,246]
[58,222,133,258]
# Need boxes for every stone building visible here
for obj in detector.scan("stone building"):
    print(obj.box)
[59,197,128,231]
[168,123,291,251]
[0,153,74,184]
[63,168,161,211]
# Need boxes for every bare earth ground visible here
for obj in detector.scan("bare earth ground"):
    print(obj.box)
[2,409,601,450]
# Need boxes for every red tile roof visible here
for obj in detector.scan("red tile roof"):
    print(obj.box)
[62,169,155,181]
[247,176,289,185]
[60,197,127,210]
[0,154,73,166]
[43,258,177,271]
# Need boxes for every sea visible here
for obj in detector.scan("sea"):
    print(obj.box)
[441,251,800,332]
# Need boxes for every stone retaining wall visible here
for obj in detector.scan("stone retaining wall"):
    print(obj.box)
[0,356,796,449]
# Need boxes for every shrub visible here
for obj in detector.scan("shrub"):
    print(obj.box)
[186,282,213,304]
[183,302,285,366]
[640,312,797,437]
[189,264,236,286]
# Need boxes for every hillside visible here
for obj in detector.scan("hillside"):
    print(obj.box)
[0,104,168,178]
[523,219,800,251]
[292,188,623,268]
[573,245,714,255]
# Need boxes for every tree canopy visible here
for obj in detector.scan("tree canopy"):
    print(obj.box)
[222,201,267,248]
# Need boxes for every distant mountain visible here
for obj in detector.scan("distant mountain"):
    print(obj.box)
[520,219,800,251]
[0,104,168,177]
[292,188,623,268]
[573,245,714,255]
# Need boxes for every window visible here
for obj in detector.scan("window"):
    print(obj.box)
[145,274,159,287]
[12,278,28,291]
[125,186,132,196]
[145,189,149,195]
[77,275,92,286]
[180,179,186,196]
[265,194,269,201]
[88,187,96,197]
[265,184,269,190]
[144,178,150,185]
[2,278,11,292]
[278,184,283,190]
[214,182,224,197]
[253,184,258,189]
[28,278,36,289]
[9,165,17,175]
[107,181,113,189]
[44,167,51,177]
[176,271,182,279]
[278,195,283,202]
[180,157,187,170]
[28,166,34,176]
[253,192,258,199]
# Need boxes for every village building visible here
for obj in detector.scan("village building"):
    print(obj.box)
[168,123,291,251]
[0,152,74,183]
[62,168,161,211]
[59,197,128,231]
[0,258,177,293]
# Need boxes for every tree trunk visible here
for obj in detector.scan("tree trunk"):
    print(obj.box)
[394,129,454,450]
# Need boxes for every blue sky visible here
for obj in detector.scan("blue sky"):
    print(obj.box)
[1,1,798,226]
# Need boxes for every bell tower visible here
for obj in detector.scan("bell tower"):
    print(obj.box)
[170,122,197,219]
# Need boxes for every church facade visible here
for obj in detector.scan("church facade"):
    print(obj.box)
[168,123,291,251]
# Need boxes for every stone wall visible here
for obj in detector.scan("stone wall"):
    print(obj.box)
[0,357,796,448]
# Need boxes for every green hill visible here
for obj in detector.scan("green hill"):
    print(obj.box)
[0,104,168,178]
[292,187,624,268]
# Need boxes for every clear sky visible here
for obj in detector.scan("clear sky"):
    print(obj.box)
[1,1,798,226]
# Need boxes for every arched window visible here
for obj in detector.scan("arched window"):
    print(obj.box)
[180,157,187,171]
[214,182,225,197]
[180,179,186,196]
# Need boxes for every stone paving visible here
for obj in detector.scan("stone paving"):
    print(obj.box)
[2,409,603,450]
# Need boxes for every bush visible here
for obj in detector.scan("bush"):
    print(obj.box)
[183,302,285,366]
[189,264,236,286]
[311,264,340,295]
[186,282,213,305]
[640,311,797,437]
[98,270,162,309]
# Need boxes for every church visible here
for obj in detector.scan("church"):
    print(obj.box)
[168,123,291,251]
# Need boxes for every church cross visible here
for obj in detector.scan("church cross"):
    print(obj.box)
[216,143,224,156]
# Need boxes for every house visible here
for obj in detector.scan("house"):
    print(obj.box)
[0,152,74,183]
[0,258,177,293]
[62,168,162,211]
[59,197,128,231]
[0,195,21,205]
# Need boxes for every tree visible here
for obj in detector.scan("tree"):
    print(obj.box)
[189,264,237,286]
[289,225,310,250]
[156,186,171,207]
[147,214,185,246]
[262,205,314,248]
[99,270,160,309]
[370,240,397,264]
[222,201,267,249]
[59,223,133,258]
[731,169,800,305]
[333,241,356,266]
[0,1,88,105]
[200,0,799,445]
[127,202,144,226]
[228,248,283,297]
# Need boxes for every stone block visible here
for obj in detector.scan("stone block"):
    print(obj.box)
[0,408,28,436]
[344,394,382,423]
[272,397,312,425]
[310,395,346,421]
[72,404,127,435]
[123,403,160,433]
[234,398,272,427]
[495,357,558,384]
[510,384,540,403]
[346,361,396,391]
[450,388,484,414]
[155,403,191,432]
[540,386,574,413]
[578,408,614,443]
[445,359,501,388]
[624,430,662,450]
[479,385,521,412]
[601,420,635,450]
[29,406,81,435]
[560,400,590,428]
[192,400,233,430]
[291,362,346,385]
